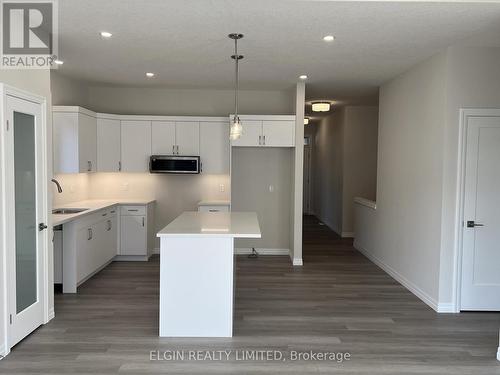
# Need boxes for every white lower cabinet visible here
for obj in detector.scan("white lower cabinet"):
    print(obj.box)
[120,215,146,256]
[64,207,118,293]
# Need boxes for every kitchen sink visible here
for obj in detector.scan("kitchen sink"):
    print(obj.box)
[52,208,89,215]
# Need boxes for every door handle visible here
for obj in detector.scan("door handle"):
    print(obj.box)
[466,220,484,228]
[38,223,48,231]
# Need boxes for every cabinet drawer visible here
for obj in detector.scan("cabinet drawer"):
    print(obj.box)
[198,205,230,213]
[121,205,146,216]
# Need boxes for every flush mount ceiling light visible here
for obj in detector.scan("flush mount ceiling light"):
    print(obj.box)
[100,31,113,38]
[229,33,244,141]
[312,102,331,112]
[299,75,308,80]
[304,118,309,125]
[323,35,335,42]
[146,72,155,78]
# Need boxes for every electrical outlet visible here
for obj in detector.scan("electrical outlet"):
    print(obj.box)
[219,184,225,192]
[269,185,275,193]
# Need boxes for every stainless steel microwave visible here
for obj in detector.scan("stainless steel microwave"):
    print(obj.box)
[149,155,200,174]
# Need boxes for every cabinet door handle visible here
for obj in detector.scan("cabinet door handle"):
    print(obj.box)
[258,135,262,145]
[88,228,92,240]
[142,217,145,227]
[263,135,266,145]
[128,209,139,212]
[107,220,112,231]
[118,161,122,172]
[87,161,91,172]
[176,145,179,154]
[102,213,107,217]
[172,145,175,154]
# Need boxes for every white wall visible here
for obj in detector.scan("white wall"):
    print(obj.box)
[0,70,53,355]
[310,106,378,236]
[50,72,295,116]
[354,52,447,310]
[342,106,379,234]
[439,46,500,305]
[311,109,345,234]
[232,148,293,250]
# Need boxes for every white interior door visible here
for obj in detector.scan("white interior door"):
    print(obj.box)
[461,115,500,311]
[5,94,46,347]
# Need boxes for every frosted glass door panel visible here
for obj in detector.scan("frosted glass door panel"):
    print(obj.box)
[13,111,37,313]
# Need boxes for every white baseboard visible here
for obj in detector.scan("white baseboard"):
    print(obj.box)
[292,258,303,266]
[114,255,150,262]
[48,307,55,321]
[0,343,6,359]
[437,303,457,313]
[341,231,354,238]
[235,248,290,256]
[354,240,441,313]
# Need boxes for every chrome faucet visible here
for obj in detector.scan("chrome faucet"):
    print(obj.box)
[51,179,63,193]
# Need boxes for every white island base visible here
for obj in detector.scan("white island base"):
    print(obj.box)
[157,212,261,337]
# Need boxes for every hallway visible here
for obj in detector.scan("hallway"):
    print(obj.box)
[0,216,499,374]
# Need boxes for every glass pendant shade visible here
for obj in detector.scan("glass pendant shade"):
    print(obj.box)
[230,117,242,140]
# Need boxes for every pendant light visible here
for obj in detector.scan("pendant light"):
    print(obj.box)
[229,33,244,140]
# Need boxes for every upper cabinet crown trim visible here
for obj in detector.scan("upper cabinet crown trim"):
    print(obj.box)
[53,106,96,117]
[53,106,228,122]
[233,114,296,121]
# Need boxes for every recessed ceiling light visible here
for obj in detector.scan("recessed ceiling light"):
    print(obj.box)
[323,35,335,42]
[146,72,155,78]
[299,75,308,80]
[304,118,309,125]
[100,31,113,38]
[54,59,64,65]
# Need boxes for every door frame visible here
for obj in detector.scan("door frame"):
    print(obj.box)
[0,84,49,357]
[453,108,500,313]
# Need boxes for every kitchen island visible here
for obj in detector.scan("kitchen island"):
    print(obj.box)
[157,211,261,337]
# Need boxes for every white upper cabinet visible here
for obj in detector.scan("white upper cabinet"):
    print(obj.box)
[152,121,176,154]
[262,120,295,147]
[176,121,199,155]
[53,107,97,173]
[97,117,121,172]
[120,120,152,172]
[230,116,296,147]
[200,121,229,174]
[231,120,262,147]
[152,121,199,155]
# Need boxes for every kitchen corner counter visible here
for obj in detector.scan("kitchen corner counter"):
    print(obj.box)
[156,211,261,238]
[52,199,155,226]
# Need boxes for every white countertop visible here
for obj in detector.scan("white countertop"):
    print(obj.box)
[197,200,231,206]
[157,211,261,238]
[52,199,155,226]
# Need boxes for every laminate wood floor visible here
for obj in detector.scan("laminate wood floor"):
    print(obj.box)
[1,215,499,374]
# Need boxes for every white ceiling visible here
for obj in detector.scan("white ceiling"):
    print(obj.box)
[57,0,500,104]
